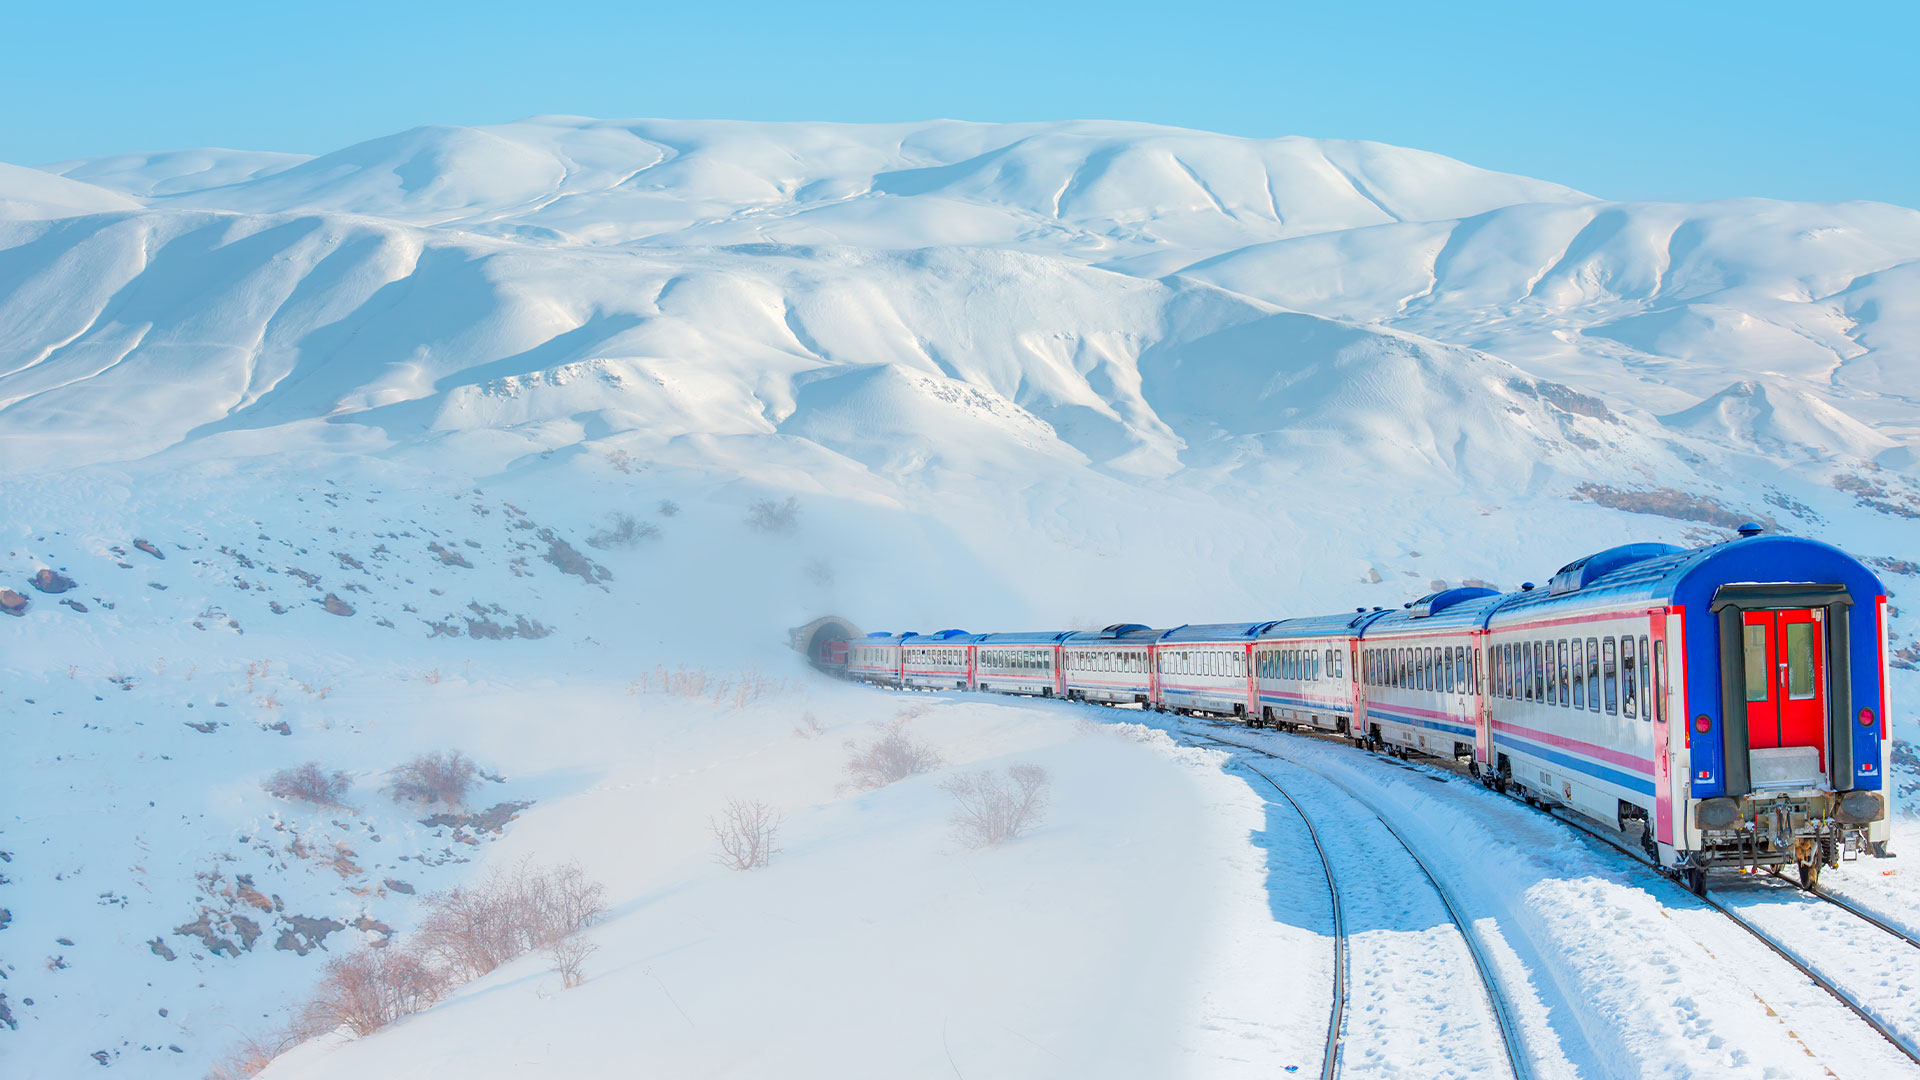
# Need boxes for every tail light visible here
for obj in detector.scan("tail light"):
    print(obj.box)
[1860,707,1876,728]
[1693,714,1713,734]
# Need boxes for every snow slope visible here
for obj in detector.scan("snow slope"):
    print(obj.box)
[4,116,1920,1078]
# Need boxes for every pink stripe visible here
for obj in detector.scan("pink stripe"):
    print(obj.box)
[1492,720,1654,775]
[1367,699,1465,721]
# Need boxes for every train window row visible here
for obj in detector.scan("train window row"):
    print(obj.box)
[981,648,1051,672]
[852,645,891,666]
[1362,643,1478,696]
[1255,646,1345,681]
[904,648,964,668]
[1494,633,1662,722]
[1066,649,1147,674]
[1158,649,1246,678]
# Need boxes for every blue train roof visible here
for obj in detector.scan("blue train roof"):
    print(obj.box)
[1363,591,1512,637]
[1257,608,1394,641]
[973,630,1076,645]
[1159,620,1282,644]
[1062,624,1163,645]
[1488,534,1886,626]
[859,631,917,644]
[901,629,978,645]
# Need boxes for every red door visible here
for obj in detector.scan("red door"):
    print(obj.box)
[1742,609,1827,767]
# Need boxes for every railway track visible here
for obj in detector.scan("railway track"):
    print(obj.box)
[1523,800,1920,1068]
[1184,727,1533,1080]
[1216,749,1350,1080]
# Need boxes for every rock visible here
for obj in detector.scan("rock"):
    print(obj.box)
[184,721,219,734]
[383,878,415,895]
[59,599,88,613]
[133,539,164,559]
[0,590,26,616]
[30,568,74,593]
[428,542,472,568]
[320,593,354,616]
[147,937,176,962]
[263,720,291,736]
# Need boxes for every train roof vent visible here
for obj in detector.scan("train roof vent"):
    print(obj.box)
[1099,623,1149,638]
[864,631,894,638]
[1409,586,1500,618]
[1548,542,1686,596]
[929,628,970,639]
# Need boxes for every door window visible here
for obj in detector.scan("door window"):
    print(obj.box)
[1786,622,1816,699]
[1745,624,1770,703]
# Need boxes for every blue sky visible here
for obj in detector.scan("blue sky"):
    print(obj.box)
[6,1,1914,207]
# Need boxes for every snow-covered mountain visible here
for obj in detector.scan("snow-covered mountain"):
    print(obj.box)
[4,117,1919,1078]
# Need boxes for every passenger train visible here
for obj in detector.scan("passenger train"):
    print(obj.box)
[830,528,1894,893]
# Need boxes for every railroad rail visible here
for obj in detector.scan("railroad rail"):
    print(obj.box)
[1218,749,1349,1079]
[1185,727,1533,1080]
[1522,795,1920,1068]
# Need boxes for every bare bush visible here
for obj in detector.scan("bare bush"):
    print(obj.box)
[803,557,833,586]
[298,945,447,1036]
[843,719,942,791]
[744,496,800,534]
[413,860,607,982]
[388,750,478,806]
[793,712,826,739]
[712,799,782,870]
[263,762,352,807]
[549,937,598,989]
[587,513,659,550]
[657,499,680,518]
[606,448,637,473]
[944,764,1051,847]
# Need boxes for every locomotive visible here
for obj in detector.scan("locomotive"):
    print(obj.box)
[830,528,1894,893]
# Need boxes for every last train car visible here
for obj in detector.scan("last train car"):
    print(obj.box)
[1481,531,1890,890]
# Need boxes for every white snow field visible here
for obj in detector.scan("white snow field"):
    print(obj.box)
[4,117,1920,1078]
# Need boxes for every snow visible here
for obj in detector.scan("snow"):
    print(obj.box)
[4,115,1920,1077]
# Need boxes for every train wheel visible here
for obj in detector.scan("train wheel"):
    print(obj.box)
[1684,867,1708,896]
[1798,860,1822,889]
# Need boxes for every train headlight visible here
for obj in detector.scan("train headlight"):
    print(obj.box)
[1693,714,1713,735]
[1694,797,1740,831]
[1836,790,1886,824]
[1860,707,1877,728]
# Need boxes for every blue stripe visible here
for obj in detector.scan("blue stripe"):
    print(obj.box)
[1494,733,1656,797]
[1366,708,1476,739]
[1260,691,1351,712]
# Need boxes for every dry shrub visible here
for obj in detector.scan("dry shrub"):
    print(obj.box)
[263,762,352,807]
[587,513,659,549]
[298,946,447,1036]
[843,719,942,791]
[216,861,606,1073]
[414,860,607,982]
[745,496,800,534]
[657,499,680,517]
[712,799,782,870]
[944,764,1051,847]
[549,937,597,989]
[793,712,825,739]
[388,750,478,806]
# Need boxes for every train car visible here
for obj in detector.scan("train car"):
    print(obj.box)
[1255,609,1391,733]
[1354,589,1502,759]
[846,631,911,686]
[1061,624,1159,706]
[1154,622,1278,718]
[974,631,1073,696]
[900,629,977,691]
[1480,532,1890,890]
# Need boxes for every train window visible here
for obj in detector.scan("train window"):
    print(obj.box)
[1551,638,1566,707]
[1535,641,1548,702]
[1466,646,1476,696]
[1652,640,1666,723]
[1496,644,1507,697]
[1621,637,1638,719]
[1586,638,1601,712]
[1522,643,1534,701]
[1543,641,1555,702]
[1603,637,1618,715]
[1507,643,1518,698]
[1571,640,1585,708]
[1639,636,1653,717]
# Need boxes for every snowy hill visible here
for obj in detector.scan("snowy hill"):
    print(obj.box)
[4,117,1920,1078]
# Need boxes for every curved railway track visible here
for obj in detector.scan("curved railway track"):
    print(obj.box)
[1218,750,1350,1080]
[1185,729,1533,1080]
